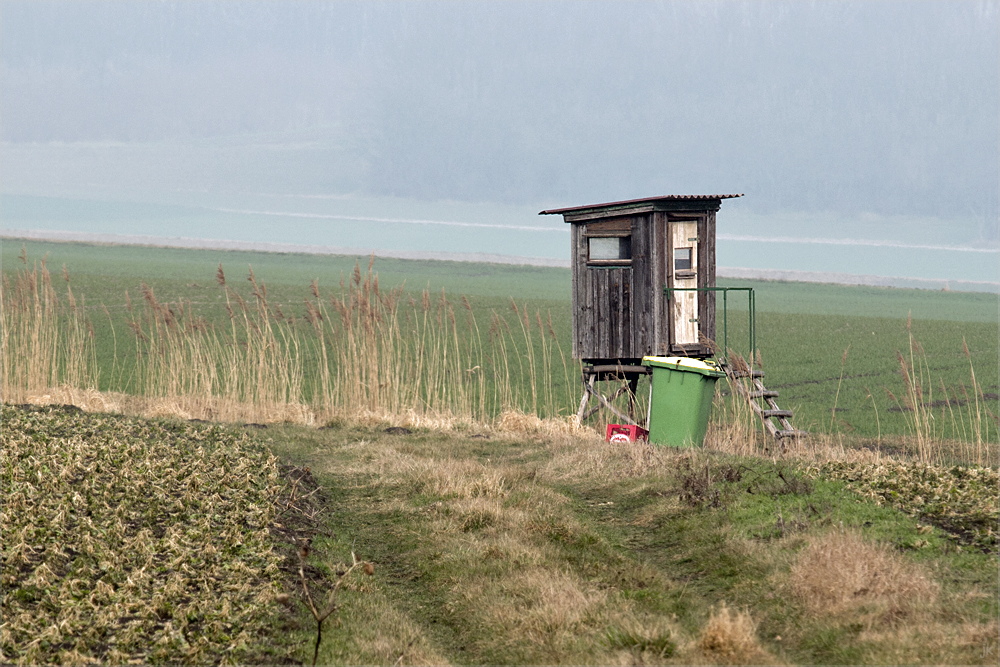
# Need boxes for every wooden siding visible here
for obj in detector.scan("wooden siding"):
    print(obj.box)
[585,216,632,235]
[570,205,720,361]
[651,212,668,356]
[700,212,717,346]
[570,223,583,359]
[579,266,634,359]
[573,214,654,360]
[631,212,653,356]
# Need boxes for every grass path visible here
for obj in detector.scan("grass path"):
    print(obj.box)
[266,424,998,665]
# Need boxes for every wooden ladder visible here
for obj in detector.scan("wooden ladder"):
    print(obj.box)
[719,357,807,442]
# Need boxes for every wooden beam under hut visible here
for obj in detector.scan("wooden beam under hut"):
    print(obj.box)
[576,364,651,426]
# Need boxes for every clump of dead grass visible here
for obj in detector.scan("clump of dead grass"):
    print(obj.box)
[694,602,775,665]
[544,433,670,483]
[23,386,122,413]
[477,534,550,569]
[467,567,607,650]
[408,458,519,499]
[705,419,899,466]
[14,388,590,439]
[322,589,451,666]
[789,528,939,620]
[495,409,582,436]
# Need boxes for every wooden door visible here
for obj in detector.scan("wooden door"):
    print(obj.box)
[670,221,699,346]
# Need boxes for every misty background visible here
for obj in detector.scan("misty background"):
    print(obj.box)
[1,1,998,286]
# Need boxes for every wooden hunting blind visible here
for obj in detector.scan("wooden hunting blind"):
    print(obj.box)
[541,194,745,426]
[541,194,743,363]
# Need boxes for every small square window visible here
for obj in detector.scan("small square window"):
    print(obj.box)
[589,236,631,261]
[674,247,692,271]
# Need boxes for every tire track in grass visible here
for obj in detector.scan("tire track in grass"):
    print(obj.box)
[265,427,998,665]
[314,477,477,665]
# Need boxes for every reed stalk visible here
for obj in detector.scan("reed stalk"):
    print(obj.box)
[706,351,763,457]
[6,254,578,425]
[863,385,881,448]
[0,251,97,401]
[830,345,849,433]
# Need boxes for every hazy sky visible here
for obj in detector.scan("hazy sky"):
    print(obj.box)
[2,1,997,230]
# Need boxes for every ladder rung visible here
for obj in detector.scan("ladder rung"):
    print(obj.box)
[720,360,802,443]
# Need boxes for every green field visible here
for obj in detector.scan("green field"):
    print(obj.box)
[3,237,997,444]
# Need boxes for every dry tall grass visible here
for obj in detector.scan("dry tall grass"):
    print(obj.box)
[789,528,939,620]
[711,341,997,468]
[695,602,775,665]
[2,253,578,426]
[3,253,996,468]
[304,259,486,419]
[0,250,97,402]
[123,266,308,419]
[887,315,997,466]
[703,351,770,458]
[293,258,573,424]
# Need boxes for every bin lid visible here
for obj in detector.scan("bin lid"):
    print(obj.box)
[642,356,725,377]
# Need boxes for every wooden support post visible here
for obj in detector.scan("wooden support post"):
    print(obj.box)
[593,389,638,426]
[576,370,640,427]
[575,374,596,426]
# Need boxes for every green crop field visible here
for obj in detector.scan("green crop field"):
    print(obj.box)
[3,239,998,665]
[2,237,997,446]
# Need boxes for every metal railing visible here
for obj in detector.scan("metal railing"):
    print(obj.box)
[664,286,756,358]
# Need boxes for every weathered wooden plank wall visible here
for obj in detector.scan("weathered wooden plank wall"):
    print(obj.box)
[570,223,583,358]
[631,213,652,356]
[699,211,717,346]
[651,212,668,356]
[572,215,646,360]
[578,266,634,359]
[570,203,721,361]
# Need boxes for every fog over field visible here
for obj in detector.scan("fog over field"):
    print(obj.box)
[1,1,997,285]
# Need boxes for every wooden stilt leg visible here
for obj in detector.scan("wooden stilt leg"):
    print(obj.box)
[592,389,638,426]
[575,374,596,425]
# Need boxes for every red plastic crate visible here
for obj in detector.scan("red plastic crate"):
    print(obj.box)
[606,424,649,443]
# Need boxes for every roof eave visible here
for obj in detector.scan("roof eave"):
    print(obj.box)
[539,194,744,217]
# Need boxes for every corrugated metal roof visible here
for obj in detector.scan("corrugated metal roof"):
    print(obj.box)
[539,194,743,215]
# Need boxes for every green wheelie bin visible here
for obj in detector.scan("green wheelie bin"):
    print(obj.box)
[642,356,725,447]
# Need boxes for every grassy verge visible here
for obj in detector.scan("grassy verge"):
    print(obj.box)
[261,420,998,665]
